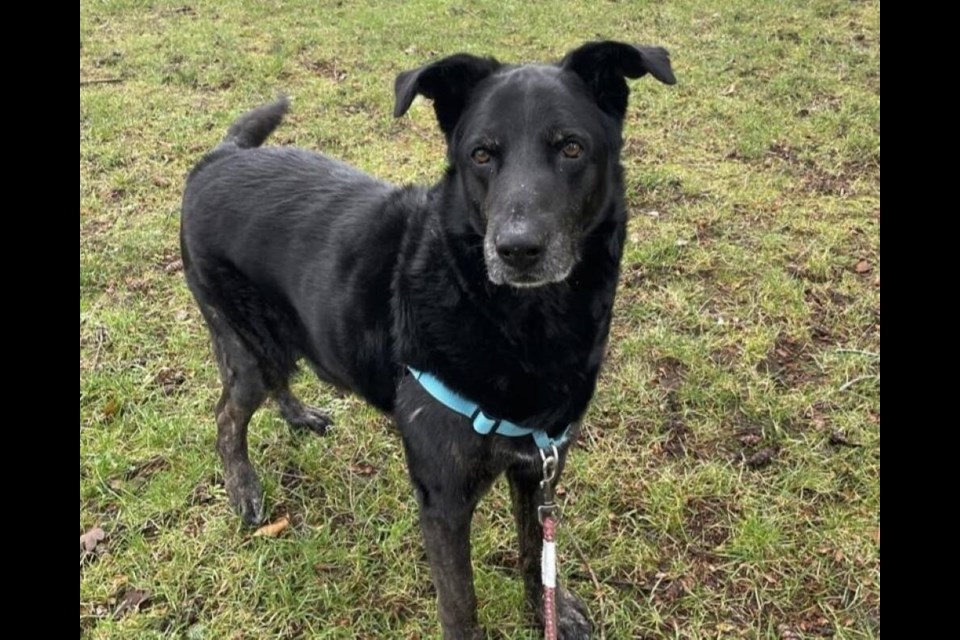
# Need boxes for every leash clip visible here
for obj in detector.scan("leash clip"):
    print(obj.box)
[538,444,560,524]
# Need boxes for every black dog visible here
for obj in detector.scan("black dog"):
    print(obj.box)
[181,41,674,639]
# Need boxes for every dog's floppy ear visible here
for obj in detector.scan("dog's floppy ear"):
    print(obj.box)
[561,41,676,119]
[394,54,501,137]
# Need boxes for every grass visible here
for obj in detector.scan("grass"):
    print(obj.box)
[80,1,880,638]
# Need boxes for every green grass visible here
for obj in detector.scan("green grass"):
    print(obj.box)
[80,1,880,637]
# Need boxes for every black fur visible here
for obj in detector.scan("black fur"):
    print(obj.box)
[225,96,290,148]
[181,41,675,639]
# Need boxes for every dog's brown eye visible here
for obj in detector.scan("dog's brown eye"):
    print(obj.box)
[472,148,492,165]
[562,141,583,159]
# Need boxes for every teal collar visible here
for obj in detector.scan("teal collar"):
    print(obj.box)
[407,367,573,450]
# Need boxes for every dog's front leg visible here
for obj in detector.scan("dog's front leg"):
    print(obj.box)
[418,502,483,639]
[507,462,592,639]
[400,414,490,639]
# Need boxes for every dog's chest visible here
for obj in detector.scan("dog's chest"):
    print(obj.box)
[396,275,608,425]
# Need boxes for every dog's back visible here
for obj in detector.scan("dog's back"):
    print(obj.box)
[181,100,409,412]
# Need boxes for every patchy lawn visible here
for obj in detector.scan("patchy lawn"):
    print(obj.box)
[80,1,880,638]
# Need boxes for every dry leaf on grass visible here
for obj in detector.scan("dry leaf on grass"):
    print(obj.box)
[155,367,187,395]
[80,526,105,553]
[744,447,777,468]
[102,398,120,419]
[114,588,150,619]
[253,516,290,538]
[829,429,861,447]
[349,462,377,476]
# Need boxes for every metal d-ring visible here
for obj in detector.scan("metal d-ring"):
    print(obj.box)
[539,444,559,484]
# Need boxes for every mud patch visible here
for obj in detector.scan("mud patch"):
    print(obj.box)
[759,335,819,388]
[301,57,348,83]
[660,416,693,458]
[684,496,735,549]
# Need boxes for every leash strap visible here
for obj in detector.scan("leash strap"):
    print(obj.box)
[542,515,558,640]
[539,446,560,640]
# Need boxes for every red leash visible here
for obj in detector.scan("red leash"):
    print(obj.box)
[542,514,558,640]
[539,446,560,640]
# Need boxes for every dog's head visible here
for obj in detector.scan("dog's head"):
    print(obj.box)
[395,41,675,288]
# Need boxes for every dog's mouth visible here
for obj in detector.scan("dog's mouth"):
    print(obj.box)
[499,262,575,288]
[504,273,550,288]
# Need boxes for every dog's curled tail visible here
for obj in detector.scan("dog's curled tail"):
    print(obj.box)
[224,96,290,149]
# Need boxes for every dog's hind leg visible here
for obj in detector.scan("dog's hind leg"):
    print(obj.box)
[275,388,332,435]
[208,315,269,526]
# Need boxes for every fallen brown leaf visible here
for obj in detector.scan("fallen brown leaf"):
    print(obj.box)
[253,516,290,538]
[745,447,776,468]
[80,526,105,553]
[154,367,186,395]
[114,587,150,619]
[125,455,170,480]
[778,624,802,640]
[829,429,861,447]
[102,398,120,419]
[349,463,377,476]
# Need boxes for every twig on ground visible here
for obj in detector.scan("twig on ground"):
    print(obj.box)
[835,348,880,358]
[91,325,108,370]
[839,374,880,392]
[80,77,124,86]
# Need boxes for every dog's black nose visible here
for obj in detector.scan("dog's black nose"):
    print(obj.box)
[496,234,545,270]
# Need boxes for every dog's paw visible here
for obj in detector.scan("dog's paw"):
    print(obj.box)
[225,465,265,526]
[556,588,592,639]
[285,405,333,436]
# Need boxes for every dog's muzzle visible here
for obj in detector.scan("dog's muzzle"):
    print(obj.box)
[484,231,576,288]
